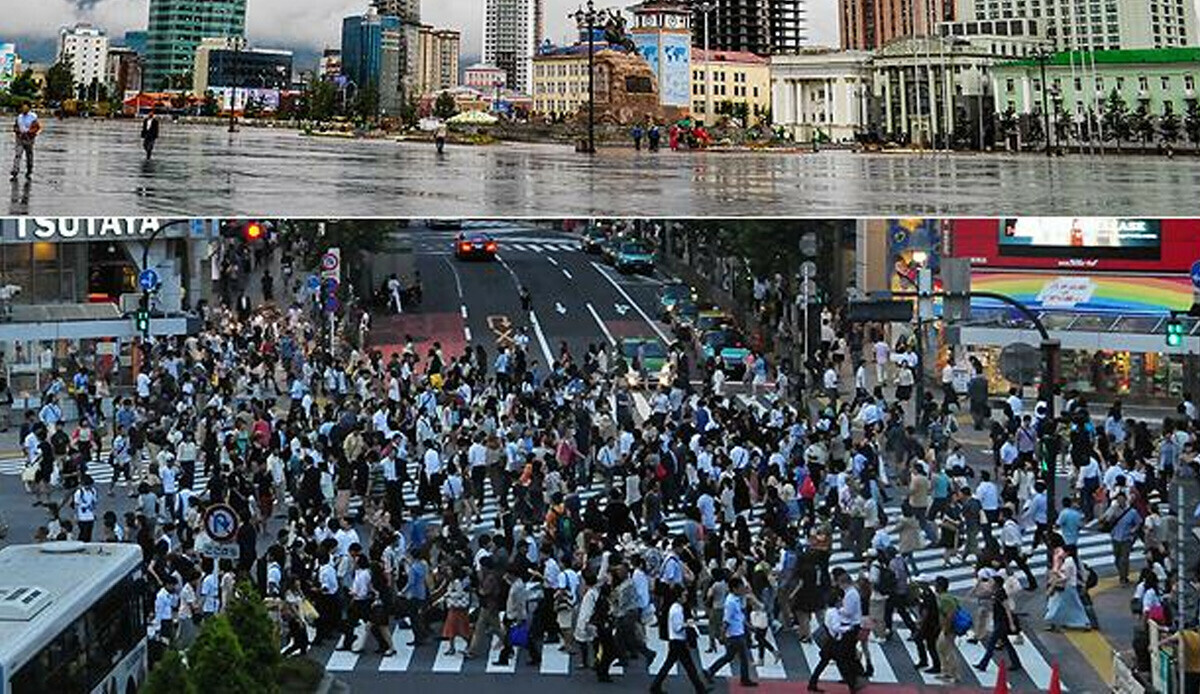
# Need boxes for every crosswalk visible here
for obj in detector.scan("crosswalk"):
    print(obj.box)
[309,609,1065,689]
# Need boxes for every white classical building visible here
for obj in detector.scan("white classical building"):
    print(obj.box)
[770,49,873,143]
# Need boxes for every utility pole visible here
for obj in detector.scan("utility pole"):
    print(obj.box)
[1036,46,1054,157]
[696,1,716,125]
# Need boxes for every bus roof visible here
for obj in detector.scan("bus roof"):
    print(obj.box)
[0,542,143,670]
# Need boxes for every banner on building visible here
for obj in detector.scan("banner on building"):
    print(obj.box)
[971,272,1194,315]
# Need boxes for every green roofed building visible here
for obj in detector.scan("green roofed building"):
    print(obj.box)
[144,0,246,91]
[993,48,1199,124]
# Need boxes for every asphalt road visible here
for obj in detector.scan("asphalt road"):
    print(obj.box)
[7,119,1200,216]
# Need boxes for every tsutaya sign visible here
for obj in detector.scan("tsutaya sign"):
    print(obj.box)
[15,218,161,241]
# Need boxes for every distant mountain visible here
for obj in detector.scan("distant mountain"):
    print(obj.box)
[11,37,57,66]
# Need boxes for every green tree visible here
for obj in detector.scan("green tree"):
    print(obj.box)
[187,615,255,694]
[142,649,197,694]
[43,60,74,103]
[309,79,337,120]
[1184,100,1200,147]
[994,106,1019,149]
[282,219,389,267]
[201,90,220,117]
[1159,106,1180,145]
[1128,102,1155,147]
[1053,103,1073,144]
[399,93,420,127]
[352,80,380,121]
[1101,88,1130,147]
[225,581,281,694]
[9,69,37,99]
[433,90,458,119]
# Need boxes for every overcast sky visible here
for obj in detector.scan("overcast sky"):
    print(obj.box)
[3,0,841,64]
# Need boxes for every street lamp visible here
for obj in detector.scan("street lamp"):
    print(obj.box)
[1033,45,1055,158]
[569,0,619,154]
[695,1,717,126]
[228,36,245,133]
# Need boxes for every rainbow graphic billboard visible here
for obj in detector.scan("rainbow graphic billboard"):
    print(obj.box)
[970,272,1194,316]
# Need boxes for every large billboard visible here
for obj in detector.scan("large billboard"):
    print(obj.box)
[0,44,16,92]
[632,31,691,109]
[998,218,1161,260]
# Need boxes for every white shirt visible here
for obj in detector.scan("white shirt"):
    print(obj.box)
[154,587,176,623]
[823,368,838,390]
[137,372,152,398]
[15,111,38,134]
[975,481,1000,511]
[200,573,221,613]
[423,448,442,476]
[468,442,488,469]
[668,601,688,641]
[73,486,97,522]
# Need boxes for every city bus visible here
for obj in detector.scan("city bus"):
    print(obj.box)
[0,542,148,694]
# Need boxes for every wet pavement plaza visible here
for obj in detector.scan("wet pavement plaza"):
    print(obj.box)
[7,119,1200,216]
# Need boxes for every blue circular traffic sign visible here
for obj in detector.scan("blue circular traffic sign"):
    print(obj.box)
[307,275,321,291]
[138,269,160,292]
[203,503,239,542]
[1191,260,1200,290]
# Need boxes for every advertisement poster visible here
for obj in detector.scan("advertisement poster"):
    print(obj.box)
[659,32,691,108]
[0,44,15,92]
[887,218,943,294]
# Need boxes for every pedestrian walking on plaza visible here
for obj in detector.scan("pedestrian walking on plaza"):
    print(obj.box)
[631,124,644,150]
[10,102,39,181]
[647,124,661,152]
[141,110,160,161]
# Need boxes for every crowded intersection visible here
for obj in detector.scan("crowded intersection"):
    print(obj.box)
[0,220,1195,694]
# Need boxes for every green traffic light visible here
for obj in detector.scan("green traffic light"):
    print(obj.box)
[1167,319,1184,347]
[135,309,150,333]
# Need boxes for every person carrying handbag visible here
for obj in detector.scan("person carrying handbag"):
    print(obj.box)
[974,584,1023,672]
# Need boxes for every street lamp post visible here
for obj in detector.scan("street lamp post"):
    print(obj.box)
[229,36,244,133]
[696,2,717,125]
[569,0,614,154]
[1035,46,1054,157]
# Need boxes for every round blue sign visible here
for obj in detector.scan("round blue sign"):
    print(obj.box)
[138,269,159,291]
[307,275,320,291]
[1191,260,1200,290]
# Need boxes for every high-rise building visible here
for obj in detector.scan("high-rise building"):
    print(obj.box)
[145,0,246,91]
[320,49,343,81]
[770,0,809,54]
[839,0,954,50]
[418,26,461,95]
[483,0,536,93]
[955,0,1197,50]
[58,23,109,89]
[374,0,421,22]
[691,0,808,56]
[342,8,406,115]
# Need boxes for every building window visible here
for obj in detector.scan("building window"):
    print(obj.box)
[1139,75,1149,90]
[1161,75,1170,90]
[1186,74,1195,90]
[1006,78,1014,92]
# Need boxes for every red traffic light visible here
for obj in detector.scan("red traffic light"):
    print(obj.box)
[244,222,264,242]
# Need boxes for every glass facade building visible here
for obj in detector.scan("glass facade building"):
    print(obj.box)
[145,0,246,90]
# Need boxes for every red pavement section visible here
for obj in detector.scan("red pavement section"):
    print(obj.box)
[728,683,1004,694]
[369,313,466,362]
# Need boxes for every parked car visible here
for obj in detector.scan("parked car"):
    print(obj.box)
[657,282,697,318]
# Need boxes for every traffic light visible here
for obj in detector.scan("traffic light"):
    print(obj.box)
[1166,318,1184,347]
[219,220,266,242]
[243,221,264,242]
[135,308,150,335]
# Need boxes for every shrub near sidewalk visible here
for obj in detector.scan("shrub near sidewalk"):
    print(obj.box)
[143,581,321,694]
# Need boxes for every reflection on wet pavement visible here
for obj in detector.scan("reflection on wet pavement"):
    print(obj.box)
[8,120,1199,216]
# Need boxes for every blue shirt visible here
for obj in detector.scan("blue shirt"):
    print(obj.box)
[405,560,428,600]
[723,593,746,637]
[1057,507,1083,544]
[1027,492,1048,524]
[660,554,684,585]
[1112,507,1143,543]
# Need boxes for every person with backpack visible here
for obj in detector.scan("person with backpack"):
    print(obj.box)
[879,546,918,639]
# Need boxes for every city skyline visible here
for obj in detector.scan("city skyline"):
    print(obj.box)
[2,0,840,66]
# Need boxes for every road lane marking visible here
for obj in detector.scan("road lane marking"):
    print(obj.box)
[443,256,464,299]
[586,303,616,346]
[590,261,670,343]
[464,326,472,342]
[562,268,573,280]
[460,304,468,319]
[378,628,415,671]
[546,256,559,266]
[528,311,555,367]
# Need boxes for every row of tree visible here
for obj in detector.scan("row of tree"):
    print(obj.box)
[997,90,1200,151]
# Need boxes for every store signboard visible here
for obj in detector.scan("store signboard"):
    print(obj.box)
[11,218,161,241]
[972,272,1194,315]
[998,218,1162,260]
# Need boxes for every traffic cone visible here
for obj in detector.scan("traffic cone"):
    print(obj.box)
[1048,660,1063,694]
[993,659,1009,694]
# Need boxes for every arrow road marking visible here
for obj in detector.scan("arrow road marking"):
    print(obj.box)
[555,302,567,315]
[592,261,670,343]
[615,303,630,316]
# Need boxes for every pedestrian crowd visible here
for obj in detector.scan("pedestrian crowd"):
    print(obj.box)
[13,240,1200,694]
